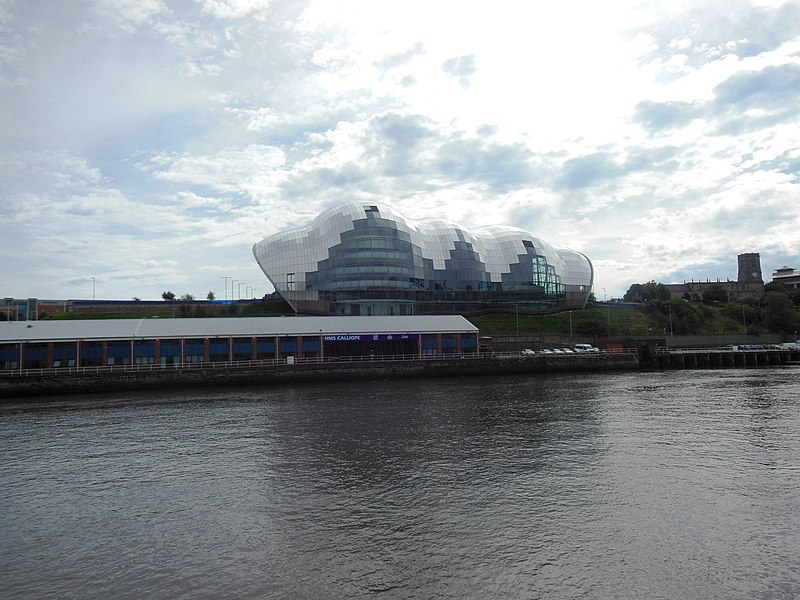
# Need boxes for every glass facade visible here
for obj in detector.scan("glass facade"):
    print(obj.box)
[253,202,593,315]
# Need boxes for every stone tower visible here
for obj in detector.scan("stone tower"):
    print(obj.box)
[737,253,763,284]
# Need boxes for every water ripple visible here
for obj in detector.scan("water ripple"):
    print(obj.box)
[2,369,800,599]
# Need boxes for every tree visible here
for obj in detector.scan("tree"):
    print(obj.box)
[764,291,796,334]
[701,285,728,304]
[180,293,195,301]
[161,291,176,301]
[207,290,215,301]
[132,297,141,302]
[624,281,670,302]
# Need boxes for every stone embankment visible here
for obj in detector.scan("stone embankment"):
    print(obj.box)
[0,353,638,400]
[4,347,798,400]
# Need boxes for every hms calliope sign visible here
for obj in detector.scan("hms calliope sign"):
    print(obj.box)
[322,334,420,342]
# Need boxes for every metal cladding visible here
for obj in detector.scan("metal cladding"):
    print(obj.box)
[253,202,593,315]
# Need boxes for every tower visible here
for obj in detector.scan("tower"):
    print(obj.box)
[737,253,763,284]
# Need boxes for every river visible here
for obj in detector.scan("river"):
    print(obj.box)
[1,368,799,599]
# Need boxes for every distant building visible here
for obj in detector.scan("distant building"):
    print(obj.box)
[2,298,69,321]
[252,202,593,316]
[772,266,800,290]
[665,253,765,303]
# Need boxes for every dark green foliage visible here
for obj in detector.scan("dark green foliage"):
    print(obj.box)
[763,292,797,334]
[575,315,605,336]
[701,285,728,304]
[624,281,670,302]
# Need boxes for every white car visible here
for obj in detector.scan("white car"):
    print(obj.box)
[574,343,599,353]
[552,348,565,354]
[561,348,575,354]
[539,348,554,354]
[520,348,536,356]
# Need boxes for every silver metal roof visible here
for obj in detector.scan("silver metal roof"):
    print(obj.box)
[0,315,478,343]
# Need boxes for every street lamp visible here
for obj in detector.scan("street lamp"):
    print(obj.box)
[91,276,95,301]
[220,276,231,302]
[668,304,673,336]
[742,303,747,335]
[602,287,610,336]
[238,282,245,300]
[231,279,237,302]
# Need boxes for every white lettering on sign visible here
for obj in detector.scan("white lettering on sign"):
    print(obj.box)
[322,335,362,342]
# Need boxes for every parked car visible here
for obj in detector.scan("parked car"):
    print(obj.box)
[574,343,599,353]
[560,348,575,354]
[552,348,565,354]
[520,348,536,356]
[539,348,554,354]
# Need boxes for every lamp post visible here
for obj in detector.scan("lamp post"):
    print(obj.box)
[602,287,610,336]
[668,303,673,336]
[742,303,747,335]
[91,277,95,301]
[220,276,231,302]
[238,282,245,300]
[231,280,237,302]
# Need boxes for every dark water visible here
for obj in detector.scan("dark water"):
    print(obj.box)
[1,368,799,599]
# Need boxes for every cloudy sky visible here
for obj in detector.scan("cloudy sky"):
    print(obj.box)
[2,0,799,301]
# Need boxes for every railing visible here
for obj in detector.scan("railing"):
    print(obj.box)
[655,346,799,355]
[0,349,636,379]
[1,352,483,379]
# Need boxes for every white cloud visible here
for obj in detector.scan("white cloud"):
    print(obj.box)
[0,0,799,301]
[199,0,273,19]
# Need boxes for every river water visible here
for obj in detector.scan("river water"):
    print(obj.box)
[1,368,799,599]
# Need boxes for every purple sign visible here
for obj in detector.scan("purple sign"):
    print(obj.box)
[322,334,420,342]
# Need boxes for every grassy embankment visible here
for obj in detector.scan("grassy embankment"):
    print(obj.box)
[40,301,754,338]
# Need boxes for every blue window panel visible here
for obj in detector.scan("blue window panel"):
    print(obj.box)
[107,344,131,357]
[160,342,180,355]
[233,342,252,354]
[24,346,47,360]
[0,346,19,361]
[53,345,77,360]
[279,338,297,352]
[184,342,204,354]
[256,340,275,353]
[82,344,103,359]
[209,342,228,354]
[135,343,156,357]
[302,340,320,352]
[422,336,438,349]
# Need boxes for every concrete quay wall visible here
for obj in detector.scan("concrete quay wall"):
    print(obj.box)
[0,354,638,400]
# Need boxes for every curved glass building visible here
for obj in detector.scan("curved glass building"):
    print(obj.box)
[253,202,593,316]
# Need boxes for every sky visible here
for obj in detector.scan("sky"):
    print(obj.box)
[2,0,799,302]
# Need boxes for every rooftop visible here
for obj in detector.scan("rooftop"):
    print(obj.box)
[0,315,478,343]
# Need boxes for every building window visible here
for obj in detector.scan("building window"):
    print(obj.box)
[287,273,295,291]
